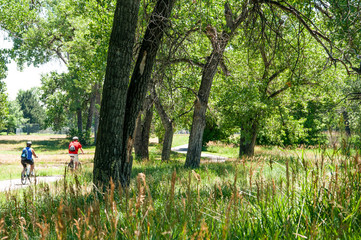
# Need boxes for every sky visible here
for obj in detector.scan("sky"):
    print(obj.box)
[1,31,67,100]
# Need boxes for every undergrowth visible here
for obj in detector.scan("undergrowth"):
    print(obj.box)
[1,150,361,239]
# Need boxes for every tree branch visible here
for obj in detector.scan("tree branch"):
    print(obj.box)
[257,0,351,74]
[161,58,205,68]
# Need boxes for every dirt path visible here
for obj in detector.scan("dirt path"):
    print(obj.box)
[0,175,63,192]
[171,144,228,162]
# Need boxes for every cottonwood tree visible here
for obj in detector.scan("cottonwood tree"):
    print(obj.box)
[134,94,154,161]
[185,0,350,168]
[93,0,175,188]
[185,1,250,168]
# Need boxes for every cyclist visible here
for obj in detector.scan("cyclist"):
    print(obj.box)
[21,141,38,176]
[68,136,84,169]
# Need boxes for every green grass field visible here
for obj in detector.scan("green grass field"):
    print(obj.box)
[1,134,361,239]
[0,134,95,180]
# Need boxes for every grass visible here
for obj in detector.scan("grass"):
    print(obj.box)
[171,134,189,147]
[0,134,95,180]
[1,134,361,239]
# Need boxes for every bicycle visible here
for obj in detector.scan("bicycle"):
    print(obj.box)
[67,155,82,170]
[21,163,35,185]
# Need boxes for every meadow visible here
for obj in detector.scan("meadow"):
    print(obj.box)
[0,134,360,239]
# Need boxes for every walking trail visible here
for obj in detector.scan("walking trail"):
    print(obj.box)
[0,144,226,192]
[0,176,63,192]
[171,144,228,162]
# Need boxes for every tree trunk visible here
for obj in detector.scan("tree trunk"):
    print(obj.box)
[76,107,82,134]
[86,85,96,133]
[93,0,141,188]
[342,110,351,137]
[184,3,249,168]
[93,0,175,188]
[134,104,153,160]
[94,84,101,144]
[162,122,173,161]
[134,114,142,155]
[239,121,258,157]
[119,0,175,187]
[153,92,173,161]
[185,49,226,168]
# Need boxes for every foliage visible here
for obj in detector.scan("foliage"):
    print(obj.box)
[16,88,45,127]
[202,113,228,146]
[0,79,7,129]
[3,100,27,134]
[66,127,92,146]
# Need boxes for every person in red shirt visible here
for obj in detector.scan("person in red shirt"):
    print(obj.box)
[68,136,84,169]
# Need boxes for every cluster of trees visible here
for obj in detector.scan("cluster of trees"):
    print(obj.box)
[2,88,45,134]
[1,0,361,187]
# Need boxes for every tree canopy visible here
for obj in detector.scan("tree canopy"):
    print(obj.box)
[1,0,361,187]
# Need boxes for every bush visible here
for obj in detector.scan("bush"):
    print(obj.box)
[67,128,92,145]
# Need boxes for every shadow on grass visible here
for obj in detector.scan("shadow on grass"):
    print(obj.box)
[131,159,238,184]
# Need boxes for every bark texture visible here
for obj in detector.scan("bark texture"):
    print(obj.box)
[153,93,173,161]
[185,51,224,168]
[185,3,249,168]
[93,0,175,188]
[119,0,175,186]
[239,121,258,157]
[94,84,101,144]
[134,106,153,160]
[93,0,141,188]
[134,98,154,160]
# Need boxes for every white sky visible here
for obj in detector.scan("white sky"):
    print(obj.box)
[1,31,67,100]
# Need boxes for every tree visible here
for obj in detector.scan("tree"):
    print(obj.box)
[185,1,250,168]
[16,88,45,127]
[2,0,111,141]
[0,79,7,129]
[134,96,154,161]
[4,100,27,134]
[93,0,175,188]
[184,0,351,167]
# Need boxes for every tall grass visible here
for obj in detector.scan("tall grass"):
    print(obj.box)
[1,145,361,239]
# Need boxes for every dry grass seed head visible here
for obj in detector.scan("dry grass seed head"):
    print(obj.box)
[136,173,146,212]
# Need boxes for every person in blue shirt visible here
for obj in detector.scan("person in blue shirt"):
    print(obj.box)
[21,141,38,176]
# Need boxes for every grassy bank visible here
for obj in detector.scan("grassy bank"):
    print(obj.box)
[1,135,361,239]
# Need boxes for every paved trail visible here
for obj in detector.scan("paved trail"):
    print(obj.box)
[171,144,228,162]
[0,176,63,192]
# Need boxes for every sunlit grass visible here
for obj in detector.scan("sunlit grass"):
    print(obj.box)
[171,134,189,147]
[1,134,361,239]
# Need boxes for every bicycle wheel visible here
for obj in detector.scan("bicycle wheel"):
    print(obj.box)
[21,171,27,185]
[21,172,27,185]
[68,160,74,169]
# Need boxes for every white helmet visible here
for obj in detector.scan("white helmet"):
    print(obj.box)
[73,136,79,140]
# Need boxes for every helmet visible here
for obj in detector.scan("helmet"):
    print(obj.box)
[72,136,79,140]
[26,141,32,146]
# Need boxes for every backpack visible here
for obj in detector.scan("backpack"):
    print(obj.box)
[69,144,76,152]
[21,148,28,160]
